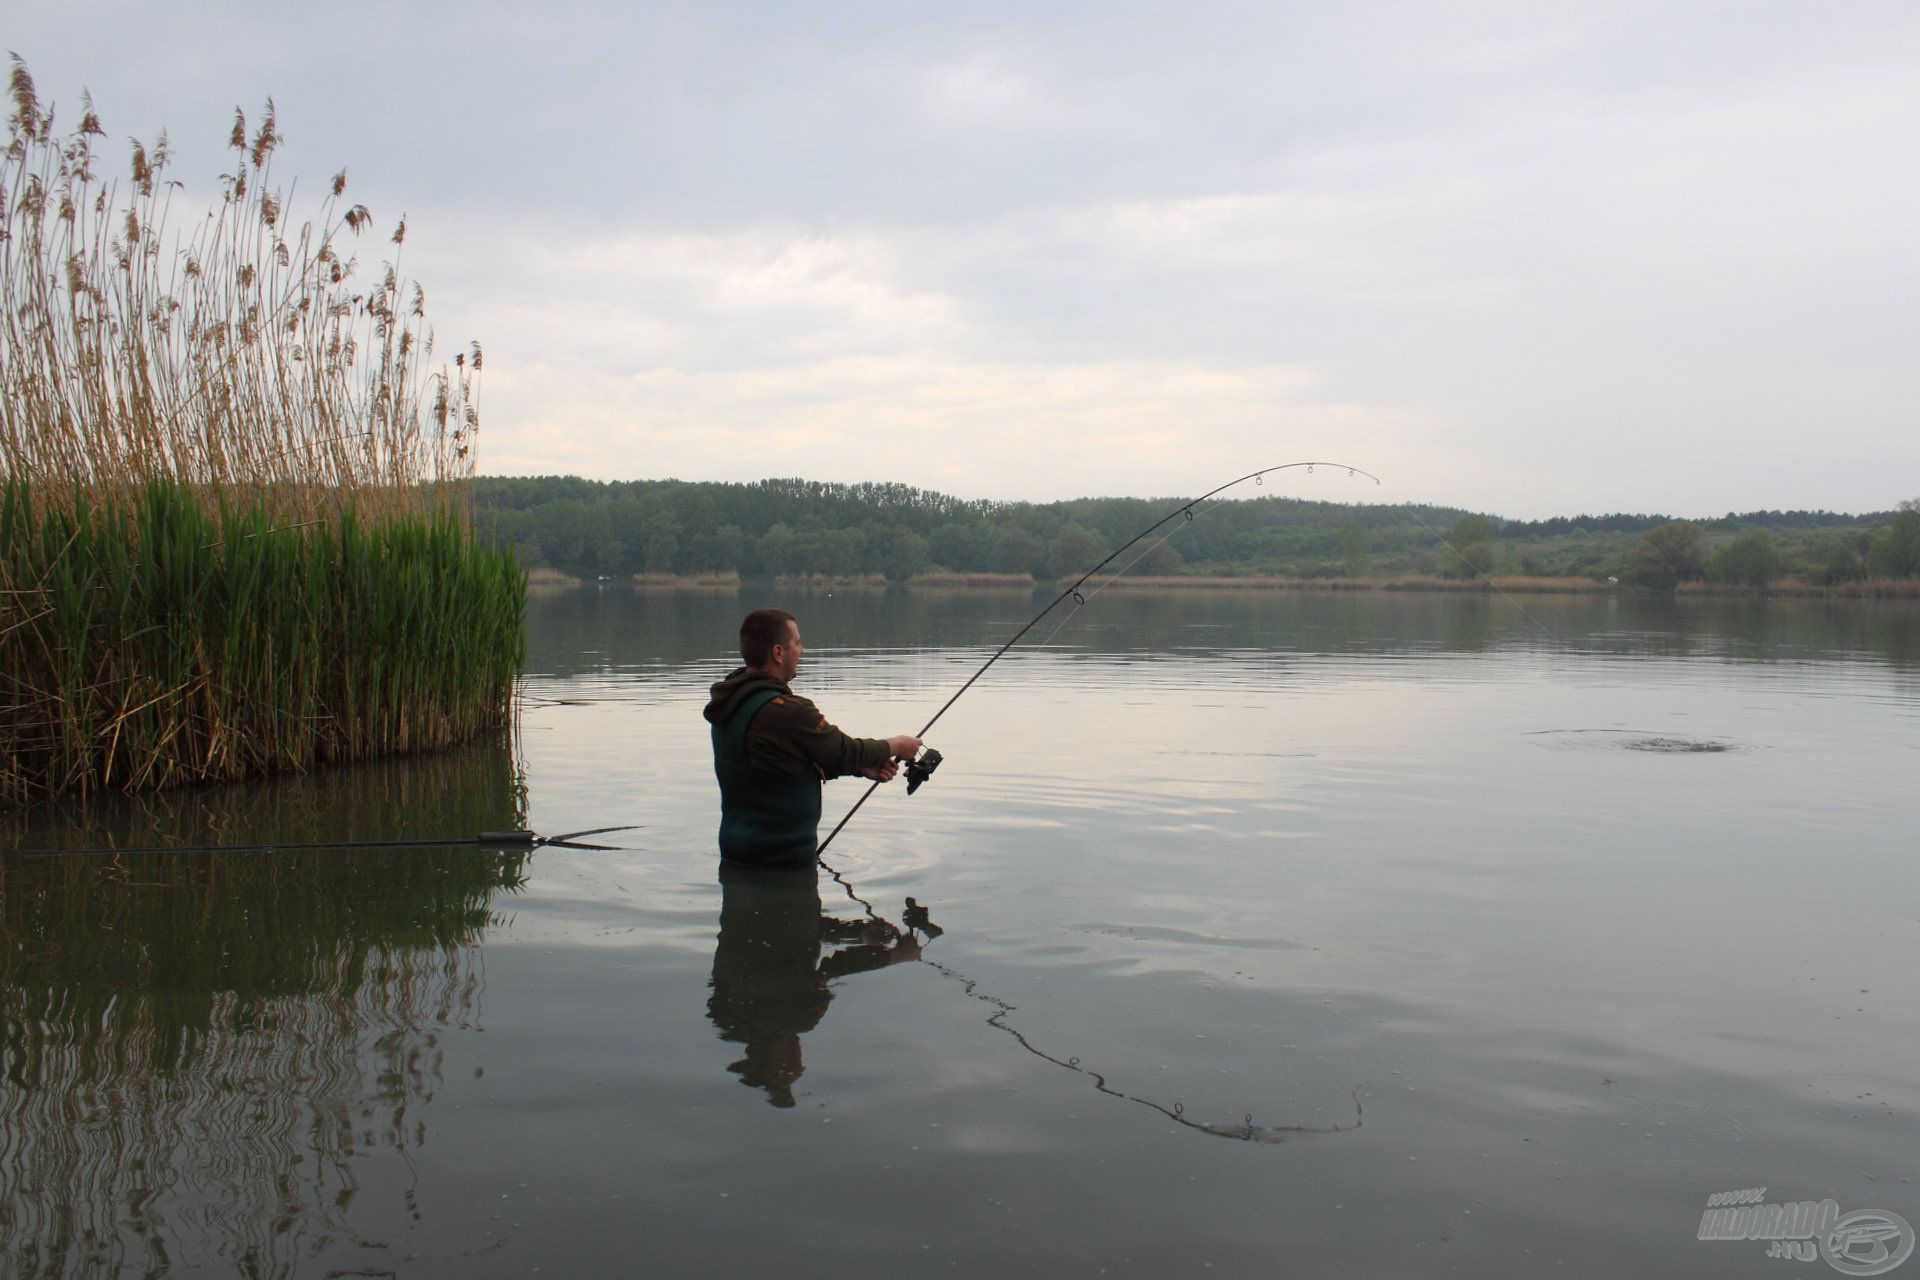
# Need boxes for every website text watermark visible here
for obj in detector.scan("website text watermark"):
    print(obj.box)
[1697,1188,1913,1276]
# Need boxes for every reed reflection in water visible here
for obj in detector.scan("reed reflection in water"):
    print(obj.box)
[0,740,527,1278]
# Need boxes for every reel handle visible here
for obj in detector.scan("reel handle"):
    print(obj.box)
[903,747,943,795]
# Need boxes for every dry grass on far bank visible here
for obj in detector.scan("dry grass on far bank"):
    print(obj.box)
[907,571,1036,587]
[1677,577,1920,599]
[526,570,1920,599]
[1074,574,1607,593]
[632,571,740,586]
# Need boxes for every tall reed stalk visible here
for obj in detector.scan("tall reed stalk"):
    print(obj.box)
[0,62,522,808]
[0,57,477,517]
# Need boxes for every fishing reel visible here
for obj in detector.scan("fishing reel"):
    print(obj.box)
[903,748,943,795]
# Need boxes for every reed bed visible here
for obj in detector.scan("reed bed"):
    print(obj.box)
[0,64,521,808]
[0,478,523,809]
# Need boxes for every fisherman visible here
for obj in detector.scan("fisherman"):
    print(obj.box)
[704,608,922,867]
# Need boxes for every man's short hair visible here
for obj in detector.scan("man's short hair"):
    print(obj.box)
[739,608,797,667]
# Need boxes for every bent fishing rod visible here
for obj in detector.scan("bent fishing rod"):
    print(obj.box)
[816,459,1382,855]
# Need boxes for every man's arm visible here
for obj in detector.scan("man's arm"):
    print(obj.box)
[746,695,905,780]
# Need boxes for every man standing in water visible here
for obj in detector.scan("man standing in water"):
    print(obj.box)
[704,608,923,867]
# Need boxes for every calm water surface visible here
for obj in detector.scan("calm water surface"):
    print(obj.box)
[5,589,1919,1277]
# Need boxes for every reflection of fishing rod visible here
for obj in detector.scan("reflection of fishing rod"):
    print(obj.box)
[818,854,1364,1143]
[920,951,1366,1143]
[816,460,1382,854]
[18,826,638,857]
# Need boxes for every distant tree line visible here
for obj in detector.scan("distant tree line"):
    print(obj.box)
[1619,501,1920,592]
[475,475,1915,588]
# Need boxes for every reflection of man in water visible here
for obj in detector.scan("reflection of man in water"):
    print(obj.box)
[703,608,923,868]
[707,863,926,1107]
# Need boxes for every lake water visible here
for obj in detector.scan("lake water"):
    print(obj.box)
[4,587,1918,1277]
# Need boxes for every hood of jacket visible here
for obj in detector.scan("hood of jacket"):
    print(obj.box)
[703,666,791,726]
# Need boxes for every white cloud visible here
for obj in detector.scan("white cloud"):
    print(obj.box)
[478,353,1372,500]
[421,223,970,375]
[916,53,1059,127]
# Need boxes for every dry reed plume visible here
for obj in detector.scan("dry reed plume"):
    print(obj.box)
[0,56,477,520]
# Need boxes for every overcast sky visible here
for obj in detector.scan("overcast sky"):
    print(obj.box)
[10,1,1917,517]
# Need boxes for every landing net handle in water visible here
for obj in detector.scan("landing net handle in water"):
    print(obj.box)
[815,460,1382,855]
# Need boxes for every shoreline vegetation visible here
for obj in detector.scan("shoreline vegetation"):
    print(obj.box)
[529,567,1920,599]
[482,476,1920,599]
[1,63,522,810]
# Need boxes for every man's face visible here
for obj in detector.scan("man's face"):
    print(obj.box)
[773,620,803,683]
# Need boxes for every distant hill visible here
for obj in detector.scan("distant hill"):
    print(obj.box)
[474,474,1902,585]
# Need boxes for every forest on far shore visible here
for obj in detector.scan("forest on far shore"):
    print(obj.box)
[475,475,1920,592]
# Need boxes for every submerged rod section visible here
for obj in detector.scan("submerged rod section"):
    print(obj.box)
[815,460,1381,854]
[18,826,638,857]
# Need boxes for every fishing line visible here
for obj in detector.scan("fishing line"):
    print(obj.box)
[1393,505,1581,650]
[1033,510,1201,647]
[815,460,1382,855]
[1030,489,1253,648]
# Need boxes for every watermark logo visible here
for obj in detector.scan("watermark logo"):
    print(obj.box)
[1698,1187,1915,1276]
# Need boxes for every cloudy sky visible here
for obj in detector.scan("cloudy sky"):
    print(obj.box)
[10,1,1917,517]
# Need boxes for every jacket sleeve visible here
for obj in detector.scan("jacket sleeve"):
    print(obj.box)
[745,694,892,780]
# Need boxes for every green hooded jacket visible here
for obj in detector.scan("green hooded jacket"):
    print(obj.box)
[703,667,892,866]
